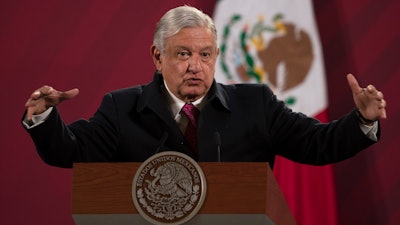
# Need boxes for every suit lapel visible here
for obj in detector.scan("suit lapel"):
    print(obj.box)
[135,74,233,161]
[197,82,232,161]
[136,73,190,154]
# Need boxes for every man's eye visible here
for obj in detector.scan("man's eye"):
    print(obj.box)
[177,52,190,59]
[200,52,211,58]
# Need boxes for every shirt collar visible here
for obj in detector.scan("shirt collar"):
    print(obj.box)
[163,80,205,118]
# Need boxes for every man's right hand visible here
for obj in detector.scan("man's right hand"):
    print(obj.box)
[25,85,79,121]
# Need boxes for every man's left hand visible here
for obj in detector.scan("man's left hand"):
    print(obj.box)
[347,73,387,122]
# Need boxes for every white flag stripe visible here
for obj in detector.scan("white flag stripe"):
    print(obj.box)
[213,0,327,116]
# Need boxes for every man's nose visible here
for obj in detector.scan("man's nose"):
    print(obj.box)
[187,55,202,73]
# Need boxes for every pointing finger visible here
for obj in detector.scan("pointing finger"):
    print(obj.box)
[346,73,361,93]
[59,88,79,101]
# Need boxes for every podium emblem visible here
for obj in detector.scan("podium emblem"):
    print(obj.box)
[132,151,207,225]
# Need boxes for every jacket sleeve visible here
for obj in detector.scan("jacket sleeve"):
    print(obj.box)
[263,86,380,165]
[23,93,120,168]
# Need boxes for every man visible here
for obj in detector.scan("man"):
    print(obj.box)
[23,6,386,168]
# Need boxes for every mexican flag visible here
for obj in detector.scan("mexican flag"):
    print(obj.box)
[213,1,338,225]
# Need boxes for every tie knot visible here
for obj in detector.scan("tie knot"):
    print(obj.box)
[181,103,199,125]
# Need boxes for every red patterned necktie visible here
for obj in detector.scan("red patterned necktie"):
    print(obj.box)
[181,103,200,155]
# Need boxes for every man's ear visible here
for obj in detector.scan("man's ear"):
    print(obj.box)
[151,45,162,71]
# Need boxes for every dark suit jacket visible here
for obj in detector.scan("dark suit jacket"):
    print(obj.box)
[26,73,379,168]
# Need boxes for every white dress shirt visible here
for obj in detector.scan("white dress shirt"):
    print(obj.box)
[163,81,205,134]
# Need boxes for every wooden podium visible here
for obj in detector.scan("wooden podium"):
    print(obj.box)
[72,162,297,225]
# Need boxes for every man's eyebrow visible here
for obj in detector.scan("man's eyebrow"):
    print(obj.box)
[174,46,215,51]
[174,46,190,51]
[200,47,214,51]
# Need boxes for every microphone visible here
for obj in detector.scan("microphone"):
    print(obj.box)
[214,132,221,162]
[155,132,169,154]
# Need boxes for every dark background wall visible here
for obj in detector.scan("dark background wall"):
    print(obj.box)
[314,1,399,224]
[1,0,398,224]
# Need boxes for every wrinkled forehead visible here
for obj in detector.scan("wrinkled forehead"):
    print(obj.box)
[163,27,218,51]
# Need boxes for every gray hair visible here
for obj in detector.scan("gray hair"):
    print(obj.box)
[153,5,217,52]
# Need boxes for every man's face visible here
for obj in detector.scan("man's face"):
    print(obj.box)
[152,27,219,102]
